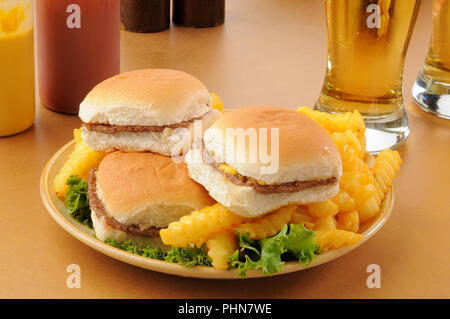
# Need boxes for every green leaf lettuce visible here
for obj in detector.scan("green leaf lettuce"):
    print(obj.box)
[65,175,93,228]
[104,238,212,268]
[230,224,321,277]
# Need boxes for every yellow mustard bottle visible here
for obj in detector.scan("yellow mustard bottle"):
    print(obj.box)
[0,0,34,137]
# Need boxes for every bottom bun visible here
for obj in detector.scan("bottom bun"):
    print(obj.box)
[187,159,339,218]
[91,211,169,250]
[82,109,221,155]
[82,128,178,155]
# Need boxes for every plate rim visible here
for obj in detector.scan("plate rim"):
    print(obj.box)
[40,140,394,279]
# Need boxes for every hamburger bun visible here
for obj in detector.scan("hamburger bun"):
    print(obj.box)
[186,105,342,217]
[79,69,221,154]
[90,151,216,246]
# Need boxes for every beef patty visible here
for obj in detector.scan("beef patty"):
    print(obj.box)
[203,149,337,194]
[88,169,161,237]
[82,110,212,134]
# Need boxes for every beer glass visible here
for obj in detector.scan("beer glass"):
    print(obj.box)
[412,0,450,120]
[315,0,421,153]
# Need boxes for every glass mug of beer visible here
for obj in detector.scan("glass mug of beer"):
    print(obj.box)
[315,0,421,153]
[412,0,450,120]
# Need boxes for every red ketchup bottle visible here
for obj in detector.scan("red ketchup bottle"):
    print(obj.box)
[36,0,120,114]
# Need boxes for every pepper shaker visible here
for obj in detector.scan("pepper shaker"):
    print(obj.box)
[173,0,225,28]
[121,0,170,33]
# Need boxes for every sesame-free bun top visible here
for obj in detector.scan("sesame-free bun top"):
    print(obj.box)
[96,152,215,224]
[202,105,342,184]
[79,69,212,126]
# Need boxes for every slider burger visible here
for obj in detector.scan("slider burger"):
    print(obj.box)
[79,69,221,155]
[187,105,342,218]
[89,151,215,247]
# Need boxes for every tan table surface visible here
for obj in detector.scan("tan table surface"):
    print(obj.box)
[1,0,449,299]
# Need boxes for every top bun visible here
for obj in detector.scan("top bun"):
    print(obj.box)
[79,69,212,126]
[203,105,342,184]
[96,152,216,227]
